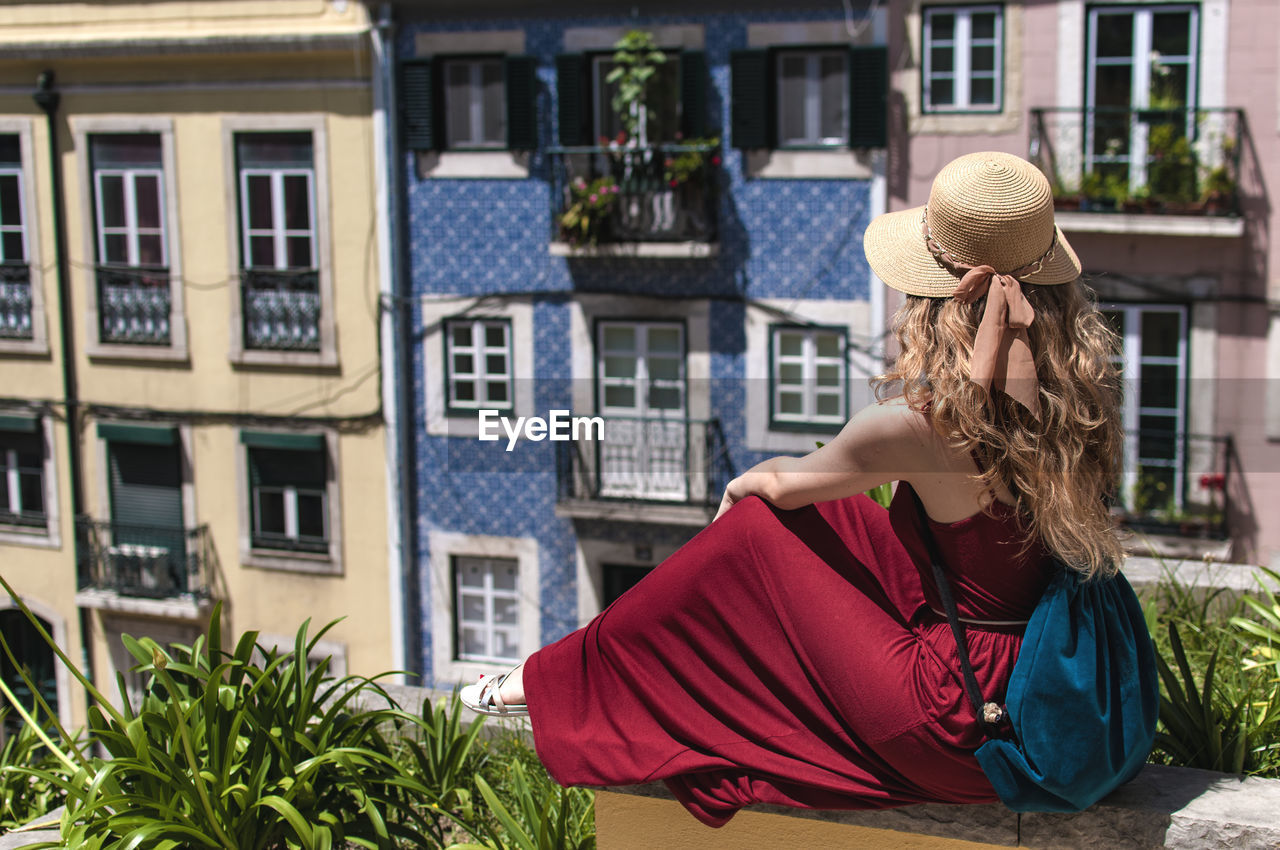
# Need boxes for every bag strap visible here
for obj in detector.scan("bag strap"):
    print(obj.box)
[907,483,1007,739]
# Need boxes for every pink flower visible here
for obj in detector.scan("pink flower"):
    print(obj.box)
[610,185,620,193]
[711,154,722,166]
[589,193,598,203]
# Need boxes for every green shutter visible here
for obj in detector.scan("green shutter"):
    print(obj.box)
[108,441,184,548]
[97,423,177,446]
[849,45,889,149]
[0,414,38,433]
[247,446,326,489]
[555,53,588,146]
[505,55,538,150]
[730,49,772,149]
[679,50,708,139]
[401,58,440,151]
[240,431,325,451]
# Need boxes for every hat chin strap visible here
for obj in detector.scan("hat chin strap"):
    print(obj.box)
[921,214,1045,419]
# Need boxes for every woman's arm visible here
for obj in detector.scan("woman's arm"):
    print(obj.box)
[713,398,932,520]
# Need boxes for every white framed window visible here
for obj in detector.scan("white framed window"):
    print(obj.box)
[922,5,1004,112]
[1085,5,1199,188]
[591,53,681,145]
[1101,304,1188,514]
[0,134,32,345]
[223,116,334,366]
[454,555,520,663]
[770,326,847,428]
[0,428,44,529]
[775,50,848,147]
[444,317,512,412]
[443,57,507,148]
[238,429,341,573]
[429,530,539,685]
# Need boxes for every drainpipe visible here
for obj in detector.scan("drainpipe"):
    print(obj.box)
[370,3,422,681]
[31,71,83,521]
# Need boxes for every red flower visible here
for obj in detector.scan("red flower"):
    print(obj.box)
[711,154,722,166]
[1199,473,1226,491]
[615,131,627,145]
[669,178,679,188]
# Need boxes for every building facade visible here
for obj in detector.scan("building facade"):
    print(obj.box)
[0,0,401,729]
[392,1,890,685]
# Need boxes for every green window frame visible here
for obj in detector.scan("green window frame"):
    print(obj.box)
[242,432,330,555]
[444,316,513,415]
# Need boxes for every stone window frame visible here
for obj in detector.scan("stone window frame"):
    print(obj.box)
[0,411,60,549]
[0,117,49,356]
[72,116,188,362]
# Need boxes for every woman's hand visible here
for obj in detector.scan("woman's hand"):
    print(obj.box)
[713,475,750,521]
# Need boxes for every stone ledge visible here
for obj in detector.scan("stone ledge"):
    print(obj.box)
[598,765,1280,850]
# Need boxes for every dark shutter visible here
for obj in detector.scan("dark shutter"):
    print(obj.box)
[848,45,889,149]
[679,50,708,139]
[401,58,440,151]
[505,55,538,150]
[730,49,772,149]
[247,447,326,490]
[107,439,185,567]
[555,53,589,146]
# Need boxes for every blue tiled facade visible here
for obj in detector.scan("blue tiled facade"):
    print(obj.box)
[400,7,879,684]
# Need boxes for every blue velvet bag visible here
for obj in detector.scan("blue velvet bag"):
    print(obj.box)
[972,567,1160,812]
[911,490,1160,812]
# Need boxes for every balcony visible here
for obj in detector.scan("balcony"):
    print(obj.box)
[241,269,321,352]
[97,265,171,345]
[548,143,720,257]
[0,262,32,340]
[1113,431,1232,559]
[555,416,734,525]
[76,519,213,609]
[1030,106,1246,237]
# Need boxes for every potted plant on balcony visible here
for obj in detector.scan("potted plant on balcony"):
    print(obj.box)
[558,175,621,247]
[1201,165,1237,216]
[607,30,667,148]
[1148,122,1200,212]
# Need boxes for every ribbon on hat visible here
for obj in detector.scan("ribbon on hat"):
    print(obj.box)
[923,213,1051,419]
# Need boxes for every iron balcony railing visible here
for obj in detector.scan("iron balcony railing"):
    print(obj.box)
[76,518,212,600]
[556,415,734,508]
[0,262,33,340]
[1113,430,1232,541]
[241,268,321,352]
[549,143,720,246]
[96,265,172,345]
[1030,106,1245,217]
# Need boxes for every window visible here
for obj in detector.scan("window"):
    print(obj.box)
[0,424,44,529]
[922,5,1004,112]
[730,45,887,149]
[555,50,706,146]
[235,132,320,352]
[0,134,31,342]
[770,326,847,429]
[0,610,58,737]
[776,50,848,146]
[401,55,538,151]
[444,317,512,412]
[443,58,507,148]
[243,433,329,555]
[1101,304,1187,515]
[90,134,171,346]
[454,555,520,663]
[596,321,688,500]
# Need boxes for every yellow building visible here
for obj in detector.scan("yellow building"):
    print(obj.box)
[0,0,401,730]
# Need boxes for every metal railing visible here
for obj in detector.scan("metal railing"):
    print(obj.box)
[1030,106,1245,216]
[1113,431,1232,541]
[0,262,32,340]
[76,518,212,599]
[96,265,172,345]
[556,415,734,507]
[549,143,719,246]
[241,269,321,351]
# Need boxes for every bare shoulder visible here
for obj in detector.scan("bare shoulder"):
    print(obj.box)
[834,396,936,471]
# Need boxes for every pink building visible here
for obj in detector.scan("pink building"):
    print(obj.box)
[885,0,1280,567]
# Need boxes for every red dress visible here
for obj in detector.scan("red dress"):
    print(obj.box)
[524,484,1054,827]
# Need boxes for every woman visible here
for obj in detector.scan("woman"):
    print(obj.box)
[462,151,1124,827]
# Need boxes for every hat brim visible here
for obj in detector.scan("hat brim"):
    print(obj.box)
[863,206,1082,298]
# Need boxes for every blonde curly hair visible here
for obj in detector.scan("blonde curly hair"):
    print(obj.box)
[875,280,1125,578]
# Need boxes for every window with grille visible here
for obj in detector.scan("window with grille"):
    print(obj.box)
[0,426,44,528]
[770,326,847,429]
[922,5,1004,112]
[444,318,512,412]
[245,438,329,554]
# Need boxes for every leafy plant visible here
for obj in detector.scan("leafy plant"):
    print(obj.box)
[0,711,75,832]
[606,30,667,145]
[557,176,620,246]
[1148,122,1198,204]
[662,138,721,188]
[0,573,441,849]
[449,759,595,850]
[398,691,490,846]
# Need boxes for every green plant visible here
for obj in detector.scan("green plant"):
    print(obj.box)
[606,31,667,145]
[449,759,595,850]
[398,692,490,846]
[0,712,75,832]
[0,573,441,849]
[558,176,620,246]
[661,138,720,188]
[1148,123,1198,204]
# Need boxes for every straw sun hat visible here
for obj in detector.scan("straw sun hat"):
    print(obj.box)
[863,151,1081,297]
